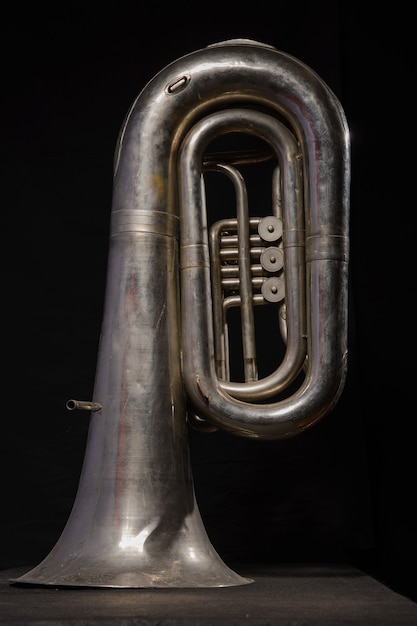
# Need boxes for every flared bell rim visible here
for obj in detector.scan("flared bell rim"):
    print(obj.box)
[10,558,253,588]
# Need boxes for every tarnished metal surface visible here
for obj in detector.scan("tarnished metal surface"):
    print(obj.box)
[12,39,350,588]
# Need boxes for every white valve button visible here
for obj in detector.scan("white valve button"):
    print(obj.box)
[258,216,283,242]
[261,277,285,302]
[260,246,284,272]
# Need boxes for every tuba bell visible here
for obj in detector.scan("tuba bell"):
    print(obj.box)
[12,39,350,588]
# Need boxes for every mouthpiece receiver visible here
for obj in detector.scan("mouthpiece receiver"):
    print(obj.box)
[66,399,102,412]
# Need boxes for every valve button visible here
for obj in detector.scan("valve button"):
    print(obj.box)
[258,216,283,242]
[261,277,285,302]
[260,246,284,272]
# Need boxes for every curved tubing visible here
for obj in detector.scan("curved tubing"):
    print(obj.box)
[112,39,350,439]
[185,112,306,401]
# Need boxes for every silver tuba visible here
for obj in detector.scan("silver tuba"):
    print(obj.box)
[13,39,350,588]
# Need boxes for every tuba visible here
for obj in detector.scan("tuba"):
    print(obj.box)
[13,39,350,588]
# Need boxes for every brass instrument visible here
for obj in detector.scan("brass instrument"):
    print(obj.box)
[13,39,350,588]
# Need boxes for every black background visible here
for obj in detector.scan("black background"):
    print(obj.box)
[1,1,414,601]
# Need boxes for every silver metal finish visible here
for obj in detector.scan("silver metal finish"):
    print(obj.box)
[12,39,350,588]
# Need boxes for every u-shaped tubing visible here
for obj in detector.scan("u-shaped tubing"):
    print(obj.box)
[108,38,349,439]
[179,108,349,439]
[180,109,307,402]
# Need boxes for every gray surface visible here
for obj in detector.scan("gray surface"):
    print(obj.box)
[2,563,417,625]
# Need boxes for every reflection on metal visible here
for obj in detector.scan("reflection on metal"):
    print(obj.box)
[12,39,350,588]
